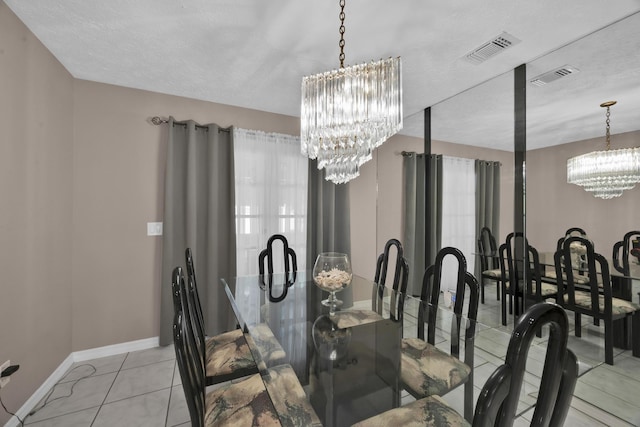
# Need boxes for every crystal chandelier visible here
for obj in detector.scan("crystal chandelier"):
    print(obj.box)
[301,0,403,184]
[567,101,640,199]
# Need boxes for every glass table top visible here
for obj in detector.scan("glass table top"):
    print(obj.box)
[222,271,598,426]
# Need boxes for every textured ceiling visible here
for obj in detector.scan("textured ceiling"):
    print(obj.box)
[5,0,640,151]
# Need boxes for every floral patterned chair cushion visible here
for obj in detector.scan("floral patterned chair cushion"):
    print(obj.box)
[544,270,590,285]
[204,373,281,426]
[351,395,470,427]
[565,292,640,315]
[482,268,507,279]
[252,323,287,366]
[205,328,256,378]
[401,338,472,398]
[263,364,322,427]
[333,309,384,329]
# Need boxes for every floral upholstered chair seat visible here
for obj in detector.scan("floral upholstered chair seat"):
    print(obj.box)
[251,323,287,368]
[204,373,281,426]
[263,364,322,427]
[205,328,256,379]
[564,292,640,316]
[352,395,470,427]
[400,338,472,397]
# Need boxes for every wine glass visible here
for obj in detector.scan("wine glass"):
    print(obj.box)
[313,252,352,315]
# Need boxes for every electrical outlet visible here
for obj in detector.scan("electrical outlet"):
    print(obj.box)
[0,360,10,388]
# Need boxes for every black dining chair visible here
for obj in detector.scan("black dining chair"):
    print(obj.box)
[372,238,408,317]
[355,302,578,427]
[473,302,578,426]
[400,247,480,422]
[174,266,320,427]
[258,234,297,285]
[477,226,504,304]
[499,233,557,326]
[548,227,591,287]
[555,236,640,365]
[171,266,280,426]
[184,248,258,385]
[613,230,640,302]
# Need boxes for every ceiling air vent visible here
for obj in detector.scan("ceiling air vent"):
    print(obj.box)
[463,32,521,64]
[530,65,580,87]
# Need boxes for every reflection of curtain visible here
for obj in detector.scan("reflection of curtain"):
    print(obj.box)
[233,129,308,276]
[160,118,236,345]
[441,156,476,290]
[403,154,442,295]
[306,161,351,305]
[475,160,501,280]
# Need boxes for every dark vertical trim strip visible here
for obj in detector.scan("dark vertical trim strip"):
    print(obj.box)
[514,64,527,312]
[514,65,526,237]
[424,107,432,277]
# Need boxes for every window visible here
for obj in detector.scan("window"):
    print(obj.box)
[233,128,308,276]
[441,156,476,289]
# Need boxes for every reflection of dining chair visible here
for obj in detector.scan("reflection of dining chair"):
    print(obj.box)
[400,247,480,422]
[173,267,320,426]
[613,230,640,302]
[556,227,590,283]
[355,303,577,427]
[477,226,504,304]
[258,234,297,283]
[499,234,557,326]
[555,236,640,365]
[373,238,408,317]
[185,248,258,385]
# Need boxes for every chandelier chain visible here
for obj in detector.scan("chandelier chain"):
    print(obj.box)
[338,0,345,68]
[605,106,611,151]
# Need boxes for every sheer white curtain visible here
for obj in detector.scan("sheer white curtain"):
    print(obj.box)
[441,156,476,291]
[233,128,308,276]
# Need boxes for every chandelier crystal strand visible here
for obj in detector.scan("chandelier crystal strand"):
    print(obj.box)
[301,0,403,184]
[567,101,640,199]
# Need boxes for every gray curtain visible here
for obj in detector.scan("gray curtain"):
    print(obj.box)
[403,153,443,296]
[306,160,351,305]
[159,117,236,346]
[475,160,501,280]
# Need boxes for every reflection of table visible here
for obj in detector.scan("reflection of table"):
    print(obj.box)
[222,272,401,427]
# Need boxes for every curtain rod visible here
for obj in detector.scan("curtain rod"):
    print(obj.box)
[150,116,230,132]
[400,151,502,165]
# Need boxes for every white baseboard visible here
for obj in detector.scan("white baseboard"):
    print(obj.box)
[5,337,160,427]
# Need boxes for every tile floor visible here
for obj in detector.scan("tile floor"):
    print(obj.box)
[10,283,640,426]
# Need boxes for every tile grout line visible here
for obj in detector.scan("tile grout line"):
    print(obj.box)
[89,352,128,427]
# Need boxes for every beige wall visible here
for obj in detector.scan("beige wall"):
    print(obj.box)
[70,81,300,350]
[0,4,74,423]
[527,131,640,253]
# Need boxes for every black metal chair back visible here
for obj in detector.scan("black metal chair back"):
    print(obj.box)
[372,239,409,318]
[172,267,205,427]
[418,247,480,351]
[473,302,578,427]
[416,246,480,421]
[258,234,297,287]
[613,230,640,275]
[374,238,409,294]
[477,226,502,303]
[185,248,206,338]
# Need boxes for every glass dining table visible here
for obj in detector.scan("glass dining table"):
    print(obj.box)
[222,272,403,426]
[221,271,590,426]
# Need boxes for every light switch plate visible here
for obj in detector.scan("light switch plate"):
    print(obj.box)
[147,222,163,236]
